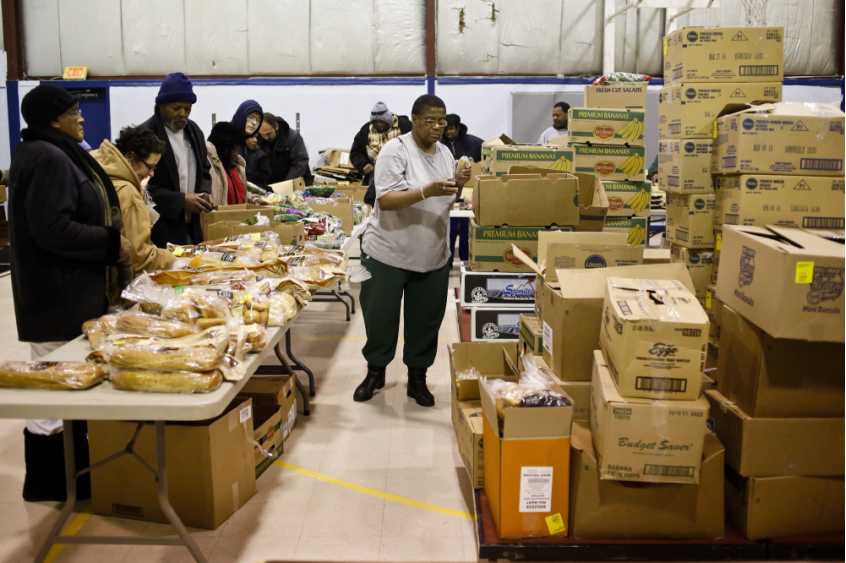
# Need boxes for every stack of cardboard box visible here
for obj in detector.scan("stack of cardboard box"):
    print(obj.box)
[571,86,650,246]
[709,225,845,540]
[659,26,785,346]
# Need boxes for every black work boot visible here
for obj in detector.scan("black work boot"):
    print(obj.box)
[354,367,385,402]
[407,368,435,407]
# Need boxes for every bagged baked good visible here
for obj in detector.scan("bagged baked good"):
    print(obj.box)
[268,292,299,326]
[150,269,258,287]
[107,326,229,371]
[0,361,108,390]
[115,312,195,339]
[161,290,230,324]
[111,369,223,394]
[83,315,118,350]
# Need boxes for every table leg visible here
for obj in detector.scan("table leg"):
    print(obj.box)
[285,329,316,397]
[33,421,78,563]
[339,290,356,314]
[274,342,310,416]
[154,422,208,563]
[332,290,351,321]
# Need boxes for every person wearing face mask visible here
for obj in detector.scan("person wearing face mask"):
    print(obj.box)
[8,84,132,501]
[355,95,471,407]
[92,126,176,273]
[142,72,214,246]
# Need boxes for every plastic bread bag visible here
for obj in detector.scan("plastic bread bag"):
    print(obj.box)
[268,292,299,326]
[121,273,178,313]
[150,268,258,287]
[160,289,231,326]
[110,369,223,394]
[242,324,269,352]
[456,367,482,381]
[0,361,109,391]
[106,326,229,371]
[82,315,118,350]
[114,311,195,339]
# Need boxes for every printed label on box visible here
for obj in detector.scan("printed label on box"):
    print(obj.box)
[240,406,252,424]
[519,466,553,513]
[543,321,553,355]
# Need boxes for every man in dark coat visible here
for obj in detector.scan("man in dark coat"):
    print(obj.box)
[247,112,313,187]
[444,114,483,162]
[142,72,213,246]
[350,101,413,191]
[9,84,132,502]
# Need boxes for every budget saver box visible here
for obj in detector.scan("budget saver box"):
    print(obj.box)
[718,305,844,418]
[663,82,782,139]
[481,378,573,539]
[570,423,725,539]
[568,108,645,147]
[665,26,784,84]
[591,351,709,485]
[714,174,845,230]
[599,277,709,401]
[707,389,844,477]
[473,173,580,227]
[658,139,714,194]
[572,144,645,182]
[715,225,845,342]
[666,193,716,249]
[713,103,846,177]
[602,181,651,217]
[486,145,574,176]
[540,263,694,383]
[459,265,536,308]
[90,399,257,530]
[584,82,647,110]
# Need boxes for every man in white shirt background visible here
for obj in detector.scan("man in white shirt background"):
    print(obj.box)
[538,101,570,145]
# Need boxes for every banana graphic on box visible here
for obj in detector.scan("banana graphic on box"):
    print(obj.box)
[627,223,647,245]
[628,189,651,213]
[550,156,572,172]
[618,120,643,143]
[621,155,644,178]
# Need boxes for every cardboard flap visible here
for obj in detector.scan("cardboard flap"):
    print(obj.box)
[766,226,846,258]
[502,404,573,439]
[512,244,544,276]
[502,348,520,378]
[554,262,695,299]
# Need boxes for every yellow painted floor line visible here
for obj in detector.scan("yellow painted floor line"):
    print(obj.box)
[274,460,474,521]
[43,512,92,563]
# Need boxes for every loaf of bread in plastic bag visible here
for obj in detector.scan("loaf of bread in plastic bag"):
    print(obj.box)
[110,369,222,393]
[0,361,108,390]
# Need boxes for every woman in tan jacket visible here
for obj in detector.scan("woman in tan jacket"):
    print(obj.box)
[92,126,175,273]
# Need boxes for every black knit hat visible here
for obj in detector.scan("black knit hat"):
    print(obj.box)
[21,84,77,128]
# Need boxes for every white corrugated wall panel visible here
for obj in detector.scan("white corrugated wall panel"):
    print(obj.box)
[58,0,125,75]
[247,0,310,74]
[184,0,248,75]
[374,0,425,73]
[122,0,187,74]
[559,0,603,75]
[437,0,500,74]
[310,0,374,74]
[614,6,663,75]
[23,0,61,77]
[497,0,562,74]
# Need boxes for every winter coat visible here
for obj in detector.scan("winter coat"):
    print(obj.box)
[350,115,413,186]
[207,142,247,207]
[445,123,483,162]
[141,112,211,246]
[246,117,312,187]
[8,136,122,342]
[91,140,176,273]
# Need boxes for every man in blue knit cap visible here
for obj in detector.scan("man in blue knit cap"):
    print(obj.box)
[142,72,213,246]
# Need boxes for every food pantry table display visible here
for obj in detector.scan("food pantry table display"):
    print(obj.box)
[0,232,347,563]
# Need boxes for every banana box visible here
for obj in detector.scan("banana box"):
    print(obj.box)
[486,145,574,176]
[573,145,646,182]
[602,181,652,217]
[603,215,648,246]
[568,108,646,147]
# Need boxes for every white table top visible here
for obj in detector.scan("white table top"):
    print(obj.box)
[0,324,288,422]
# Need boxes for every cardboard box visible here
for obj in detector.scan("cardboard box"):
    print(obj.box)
[269,177,306,195]
[449,341,519,402]
[602,215,648,246]
[714,103,846,177]
[90,399,256,530]
[665,27,784,84]
[666,193,716,249]
[584,82,648,110]
[572,144,646,182]
[516,231,644,284]
[454,401,485,489]
[715,225,845,342]
[726,470,845,540]
[570,423,725,539]
[662,83,782,138]
[237,376,296,474]
[705,285,722,344]
[714,175,845,230]
[600,278,709,400]
[469,222,570,273]
[568,108,646,147]
[459,266,536,307]
[306,196,354,234]
[560,380,591,423]
[643,247,671,264]
[706,389,844,477]
[658,139,714,194]
[335,182,368,203]
[671,245,715,299]
[201,205,306,243]
[717,305,844,418]
[602,181,651,217]
[481,377,573,539]
[486,145,574,176]
[508,169,608,232]
[471,307,533,341]
[519,314,543,357]
[473,174,580,227]
[591,351,710,484]
[539,263,694,382]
